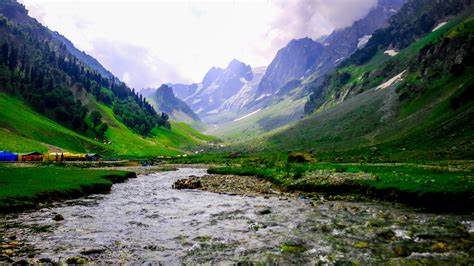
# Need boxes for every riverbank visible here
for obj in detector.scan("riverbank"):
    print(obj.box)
[2,167,472,264]
[205,161,474,212]
[0,166,137,213]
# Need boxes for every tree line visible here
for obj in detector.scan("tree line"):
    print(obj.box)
[0,7,169,138]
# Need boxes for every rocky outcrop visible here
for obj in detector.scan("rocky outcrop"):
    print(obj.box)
[148,84,201,123]
[257,38,325,96]
[173,176,203,189]
[170,59,255,119]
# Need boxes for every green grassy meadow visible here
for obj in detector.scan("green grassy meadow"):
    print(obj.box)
[0,166,134,211]
[204,155,474,211]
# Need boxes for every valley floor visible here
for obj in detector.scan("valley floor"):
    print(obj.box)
[0,165,472,264]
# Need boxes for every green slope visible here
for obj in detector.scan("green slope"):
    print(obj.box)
[207,92,307,141]
[0,92,212,157]
[240,15,474,161]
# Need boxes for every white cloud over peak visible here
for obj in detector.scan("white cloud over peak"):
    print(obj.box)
[20,0,379,88]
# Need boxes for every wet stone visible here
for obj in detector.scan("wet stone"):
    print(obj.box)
[431,242,448,253]
[37,257,54,264]
[376,229,396,240]
[52,214,64,222]
[255,208,272,215]
[173,177,202,189]
[13,259,29,265]
[80,248,105,255]
[392,243,411,257]
[64,256,88,264]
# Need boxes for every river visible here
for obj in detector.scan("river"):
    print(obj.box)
[1,168,472,264]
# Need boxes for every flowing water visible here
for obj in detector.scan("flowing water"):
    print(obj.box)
[1,168,473,264]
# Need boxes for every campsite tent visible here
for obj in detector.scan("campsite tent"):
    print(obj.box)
[0,151,18,161]
[63,153,87,161]
[43,152,64,161]
[19,152,43,161]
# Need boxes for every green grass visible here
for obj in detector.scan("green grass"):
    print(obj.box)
[0,166,133,211]
[207,95,307,141]
[0,92,213,158]
[0,92,108,153]
[233,15,474,162]
[206,158,474,211]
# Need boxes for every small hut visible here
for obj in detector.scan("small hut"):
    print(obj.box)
[19,152,43,161]
[0,151,18,162]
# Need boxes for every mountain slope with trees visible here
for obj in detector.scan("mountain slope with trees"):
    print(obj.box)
[0,0,168,137]
[147,84,201,126]
[0,0,211,157]
[244,1,473,161]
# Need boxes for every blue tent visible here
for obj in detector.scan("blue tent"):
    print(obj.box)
[0,151,18,161]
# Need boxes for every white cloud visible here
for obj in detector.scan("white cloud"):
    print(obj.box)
[19,0,379,88]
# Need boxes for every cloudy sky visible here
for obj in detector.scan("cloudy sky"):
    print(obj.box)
[19,0,378,89]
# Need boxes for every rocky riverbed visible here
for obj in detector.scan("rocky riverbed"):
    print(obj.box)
[1,168,473,264]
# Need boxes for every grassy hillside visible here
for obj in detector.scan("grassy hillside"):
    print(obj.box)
[207,93,307,141]
[0,92,212,157]
[237,15,474,161]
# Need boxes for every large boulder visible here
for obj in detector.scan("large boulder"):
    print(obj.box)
[287,151,315,163]
[173,177,202,189]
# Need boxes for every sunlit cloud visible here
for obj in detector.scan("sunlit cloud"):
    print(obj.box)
[20,0,379,88]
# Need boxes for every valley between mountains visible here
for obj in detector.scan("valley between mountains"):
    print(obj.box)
[0,0,473,264]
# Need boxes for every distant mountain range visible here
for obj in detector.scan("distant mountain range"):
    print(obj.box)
[165,0,406,137]
[144,84,201,126]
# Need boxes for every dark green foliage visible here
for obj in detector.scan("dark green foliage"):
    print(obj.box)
[89,111,102,128]
[87,111,108,140]
[0,0,168,136]
[113,97,170,135]
[305,1,473,116]
[450,85,474,109]
[345,0,473,66]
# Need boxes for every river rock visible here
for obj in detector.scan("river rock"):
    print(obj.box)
[37,258,53,264]
[393,243,411,257]
[255,208,271,215]
[2,249,13,256]
[14,259,29,265]
[173,177,202,189]
[65,256,87,264]
[431,242,448,252]
[0,254,13,263]
[376,229,396,240]
[52,214,64,221]
[80,248,104,255]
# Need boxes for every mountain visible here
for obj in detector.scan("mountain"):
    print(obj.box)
[169,59,254,121]
[309,0,405,75]
[169,83,198,100]
[245,0,474,161]
[51,31,115,80]
[204,0,405,139]
[148,84,201,124]
[257,38,324,96]
[305,0,473,114]
[0,0,211,156]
